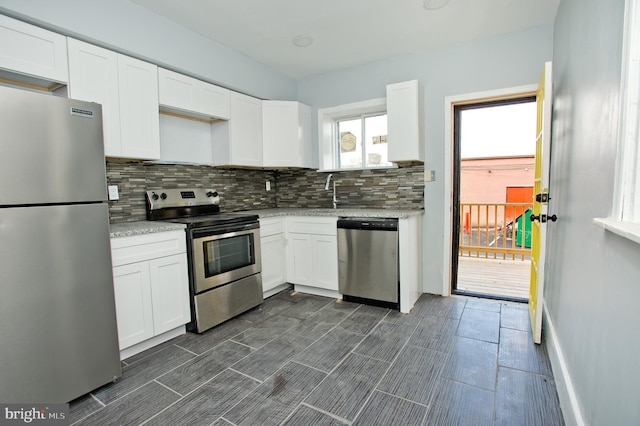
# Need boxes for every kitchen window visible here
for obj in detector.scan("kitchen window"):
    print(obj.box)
[318,97,395,171]
[336,113,391,169]
[594,0,640,244]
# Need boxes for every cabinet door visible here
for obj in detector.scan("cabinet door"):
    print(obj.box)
[287,233,313,285]
[0,15,68,84]
[149,254,190,335]
[67,39,121,157]
[118,55,160,160]
[229,92,262,166]
[386,80,423,162]
[261,234,287,292]
[158,68,198,113]
[199,82,230,119]
[312,234,339,291]
[112,262,154,350]
[262,101,298,167]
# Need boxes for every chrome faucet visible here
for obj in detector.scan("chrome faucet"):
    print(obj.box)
[325,174,337,209]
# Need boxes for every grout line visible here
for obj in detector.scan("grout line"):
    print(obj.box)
[227,367,264,384]
[374,389,430,408]
[298,402,352,425]
[153,379,183,397]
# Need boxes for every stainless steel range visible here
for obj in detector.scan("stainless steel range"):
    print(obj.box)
[146,188,262,333]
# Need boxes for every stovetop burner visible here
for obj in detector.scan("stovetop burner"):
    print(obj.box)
[145,188,258,229]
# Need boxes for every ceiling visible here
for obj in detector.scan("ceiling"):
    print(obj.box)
[131,0,560,79]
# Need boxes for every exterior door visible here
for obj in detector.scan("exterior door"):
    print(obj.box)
[529,61,553,344]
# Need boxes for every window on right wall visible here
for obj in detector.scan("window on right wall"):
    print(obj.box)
[595,0,640,243]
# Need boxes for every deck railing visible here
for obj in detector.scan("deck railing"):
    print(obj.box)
[459,202,533,260]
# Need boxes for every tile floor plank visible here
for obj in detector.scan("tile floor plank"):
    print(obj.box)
[294,327,366,372]
[441,336,498,391]
[91,344,195,405]
[457,306,501,343]
[156,340,254,395]
[230,333,315,381]
[304,353,390,421]
[74,381,179,426]
[424,378,495,426]
[353,391,428,426]
[495,367,564,426]
[376,345,446,405]
[223,362,326,426]
[145,369,260,426]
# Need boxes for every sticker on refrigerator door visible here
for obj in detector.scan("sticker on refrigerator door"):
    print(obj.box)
[70,107,94,118]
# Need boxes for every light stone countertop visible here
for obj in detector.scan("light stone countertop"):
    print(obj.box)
[242,208,424,219]
[109,221,186,238]
[109,208,423,238]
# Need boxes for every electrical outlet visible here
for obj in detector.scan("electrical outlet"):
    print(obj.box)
[266,181,271,191]
[107,185,119,200]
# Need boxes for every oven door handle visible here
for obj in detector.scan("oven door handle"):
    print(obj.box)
[190,222,259,239]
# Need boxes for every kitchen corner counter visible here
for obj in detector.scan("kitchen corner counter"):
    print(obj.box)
[243,208,424,219]
[109,221,186,238]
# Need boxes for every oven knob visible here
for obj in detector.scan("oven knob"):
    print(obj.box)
[160,192,167,200]
[151,192,159,200]
[207,191,219,198]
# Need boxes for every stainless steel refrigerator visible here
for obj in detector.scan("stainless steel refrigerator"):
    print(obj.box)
[0,86,121,403]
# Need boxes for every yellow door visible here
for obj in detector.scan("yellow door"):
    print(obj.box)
[529,62,553,344]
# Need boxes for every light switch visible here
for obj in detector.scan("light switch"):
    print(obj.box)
[266,181,271,191]
[108,185,119,200]
[424,170,436,182]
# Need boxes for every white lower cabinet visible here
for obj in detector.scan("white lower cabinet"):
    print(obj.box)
[111,231,190,359]
[259,217,288,297]
[286,216,339,297]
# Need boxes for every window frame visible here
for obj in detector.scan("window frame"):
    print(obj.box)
[318,97,396,172]
[335,111,390,169]
[594,0,640,244]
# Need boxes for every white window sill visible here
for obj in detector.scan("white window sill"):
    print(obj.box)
[593,217,640,245]
[318,165,398,173]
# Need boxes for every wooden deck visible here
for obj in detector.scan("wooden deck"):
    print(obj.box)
[456,256,530,300]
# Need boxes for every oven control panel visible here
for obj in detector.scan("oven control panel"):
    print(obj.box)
[146,188,220,210]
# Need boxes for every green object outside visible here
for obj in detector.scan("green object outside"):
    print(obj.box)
[517,208,532,248]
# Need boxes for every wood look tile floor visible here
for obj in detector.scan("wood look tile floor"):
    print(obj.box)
[69,289,564,426]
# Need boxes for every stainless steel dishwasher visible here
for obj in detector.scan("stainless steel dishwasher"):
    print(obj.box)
[337,217,399,310]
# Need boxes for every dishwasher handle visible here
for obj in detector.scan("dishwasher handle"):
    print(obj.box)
[337,218,398,231]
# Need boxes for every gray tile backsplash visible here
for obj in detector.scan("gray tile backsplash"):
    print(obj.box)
[106,160,424,224]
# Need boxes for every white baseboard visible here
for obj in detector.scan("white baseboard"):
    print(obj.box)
[119,326,186,361]
[543,302,585,426]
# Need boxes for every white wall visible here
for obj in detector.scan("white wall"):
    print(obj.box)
[298,25,554,294]
[0,0,296,100]
[546,0,640,423]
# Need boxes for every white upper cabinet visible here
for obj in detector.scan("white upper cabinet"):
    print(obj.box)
[67,39,121,156]
[0,15,68,87]
[262,100,312,168]
[212,91,262,167]
[386,80,423,163]
[68,38,160,159]
[117,55,160,160]
[158,68,230,120]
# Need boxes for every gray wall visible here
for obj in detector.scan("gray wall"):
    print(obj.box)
[298,26,554,293]
[547,0,640,423]
[0,0,296,100]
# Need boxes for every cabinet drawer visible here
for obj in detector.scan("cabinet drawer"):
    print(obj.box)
[111,230,186,266]
[260,217,285,237]
[287,216,337,236]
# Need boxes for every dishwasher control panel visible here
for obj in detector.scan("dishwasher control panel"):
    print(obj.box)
[337,217,398,231]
